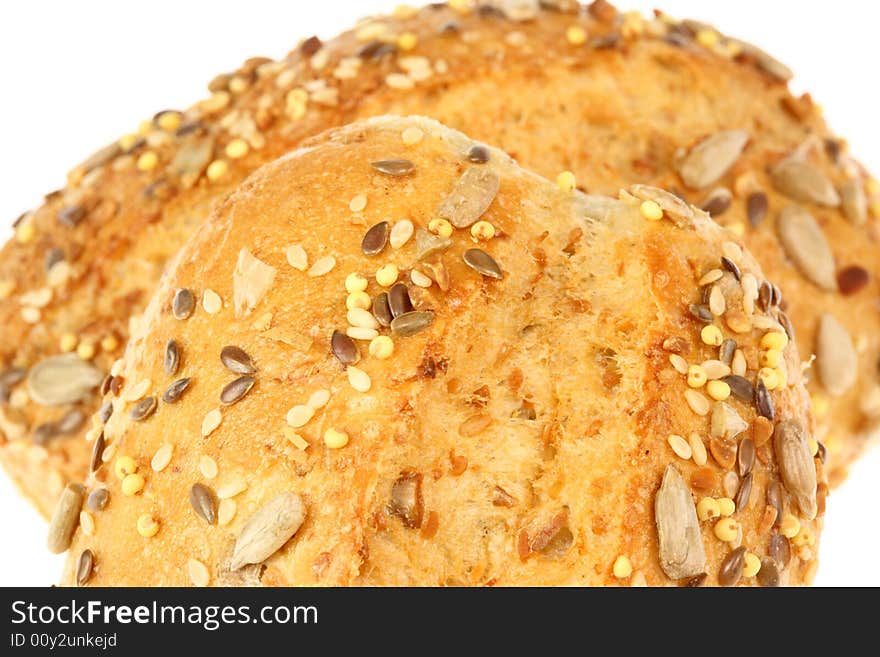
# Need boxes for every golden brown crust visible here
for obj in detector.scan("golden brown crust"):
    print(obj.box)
[59,116,822,586]
[1,1,874,517]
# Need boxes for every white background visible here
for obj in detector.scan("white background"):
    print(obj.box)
[0,1,877,586]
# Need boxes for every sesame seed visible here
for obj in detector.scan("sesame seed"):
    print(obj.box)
[218,499,237,526]
[307,389,330,409]
[348,307,380,330]
[307,255,336,277]
[401,127,424,145]
[199,455,219,480]
[347,326,379,341]
[689,433,708,466]
[668,434,692,460]
[708,285,726,316]
[217,480,247,499]
[386,73,414,89]
[669,354,688,374]
[347,366,371,393]
[640,200,663,221]
[684,389,710,416]
[151,444,174,472]
[137,514,160,538]
[79,511,95,536]
[349,194,368,212]
[201,408,222,436]
[186,559,210,587]
[201,288,222,314]
[324,428,349,449]
[389,219,414,248]
[286,405,314,428]
[286,244,308,271]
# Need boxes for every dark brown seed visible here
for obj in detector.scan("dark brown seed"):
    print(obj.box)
[370,159,415,177]
[98,401,112,424]
[772,284,783,308]
[0,367,26,387]
[57,408,85,434]
[463,248,502,279]
[721,256,742,281]
[746,192,768,227]
[110,376,124,396]
[76,549,94,587]
[220,376,255,405]
[719,339,737,365]
[45,247,65,271]
[816,441,827,464]
[837,265,870,296]
[300,35,322,56]
[758,280,773,310]
[390,311,435,337]
[172,288,195,320]
[389,471,423,529]
[32,422,58,445]
[683,573,707,587]
[722,375,752,402]
[164,340,181,376]
[220,345,256,374]
[701,189,732,217]
[757,557,781,587]
[331,330,359,365]
[735,472,753,512]
[737,438,756,477]
[129,396,157,421]
[356,40,397,59]
[769,533,791,567]
[163,377,191,403]
[58,204,86,227]
[689,303,713,323]
[388,282,413,318]
[372,293,393,327]
[87,487,110,512]
[190,483,217,525]
[48,483,85,553]
[89,432,105,473]
[755,379,775,421]
[778,312,795,341]
[361,221,389,256]
[467,145,490,164]
[718,546,747,586]
[767,481,784,527]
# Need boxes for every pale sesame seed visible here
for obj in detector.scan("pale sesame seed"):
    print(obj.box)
[347,307,380,330]
[410,269,433,288]
[199,455,218,480]
[187,559,210,587]
[286,404,314,428]
[307,255,336,277]
[349,194,368,212]
[151,444,174,472]
[217,481,248,499]
[684,389,711,416]
[698,269,724,286]
[347,366,371,393]
[347,326,379,341]
[201,408,222,436]
[307,389,331,409]
[389,220,415,248]
[217,499,237,526]
[709,285,726,316]
[122,379,151,402]
[669,354,688,374]
[401,127,424,145]
[79,511,95,536]
[668,434,693,460]
[203,288,222,314]
[689,433,708,466]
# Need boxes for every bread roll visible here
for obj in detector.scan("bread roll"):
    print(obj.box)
[59,116,823,586]
[1,0,873,518]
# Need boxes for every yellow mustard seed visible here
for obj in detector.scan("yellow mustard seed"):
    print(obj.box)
[121,473,145,496]
[556,170,576,193]
[727,222,745,237]
[59,332,78,353]
[206,159,229,181]
[717,497,736,517]
[866,177,880,196]
[706,379,731,401]
[397,31,418,50]
[640,200,664,221]
[761,331,789,350]
[566,25,587,45]
[696,29,720,48]
[713,518,740,542]
[345,272,368,293]
[76,341,96,361]
[687,365,707,388]
[137,514,160,538]
[114,456,137,480]
[137,119,153,136]
[612,555,633,579]
[156,111,182,132]
[470,221,496,240]
[792,528,816,548]
[15,221,36,244]
[225,138,250,160]
[697,497,720,522]
[760,348,781,368]
[118,133,138,151]
[376,264,399,287]
[324,428,349,449]
[346,291,372,311]
[369,335,394,360]
[428,218,454,238]
[779,514,801,539]
[100,334,119,352]
[701,324,723,346]
[136,151,158,172]
[743,552,761,578]
[758,367,780,391]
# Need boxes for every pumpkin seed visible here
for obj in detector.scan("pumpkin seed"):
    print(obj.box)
[76,549,94,587]
[89,431,105,472]
[372,292,393,327]
[629,184,694,224]
[735,472,753,513]
[463,248,502,278]
[220,345,256,374]
[841,179,867,226]
[771,158,841,207]
[390,311,435,337]
[370,159,415,177]
[757,557,781,587]
[755,379,775,421]
[189,483,217,525]
[746,191,768,227]
[816,313,857,396]
[769,533,791,567]
[438,167,500,228]
[722,375,753,402]
[718,546,747,586]
[27,354,103,406]
[655,464,706,580]
[48,483,85,553]
[776,205,837,290]
[414,228,452,260]
[737,437,756,477]
[172,288,196,320]
[331,330,359,364]
[467,145,490,163]
[129,396,157,421]
[58,204,86,227]
[678,131,749,190]
[163,377,191,403]
[164,340,181,376]
[220,376,255,405]
[388,282,413,318]
[87,487,109,511]
[361,221,389,256]
[773,420,817,520]
[230,491,306,570]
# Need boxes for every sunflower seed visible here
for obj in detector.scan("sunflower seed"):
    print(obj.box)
[370,159,415,177]
[87,487,109,511]
[629,184,694,224]
[231,491,306,570]
[190,483,217,525]
[718,546,747,586]
[767,481,784,527]
[655,464,706,580]
[816,313,856,396]
[89,432,105,473]
[755,557,780,587]
[76,549,94,587]
[778,312,795,341]
[220,345,256,374]
[737,437,756,477]
[777,204,836,290]
[678,131,749,190]
[837,265,869,295]
[719,339,737,365]
[388,282,413,318]
[130,396,157,421]
[220,376,255,405]
[170,137,213,189]
[172,288,196,319]
[774,420,817,520]
[163,377,191,403]
[467,145,490,163]
[164,340,181,376]
[27,354,103,406]
[735,472,753,512]
[414,228,452,261]
[746,191,768,227]
[771,158,841,207]
[722,375,753,402]
[841,179,867,226]
[769,533,791,567]
[331,330,359,364]
[390,311,435,337]
[745,42,793,81]
[701,187,732,216]
[372,292,393,327]
[463,248,502,278]
[755,379,775,421]
[361,221,389,256]
[48,483,85,553]
[710,402,748,440]
[438,167,500,228]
